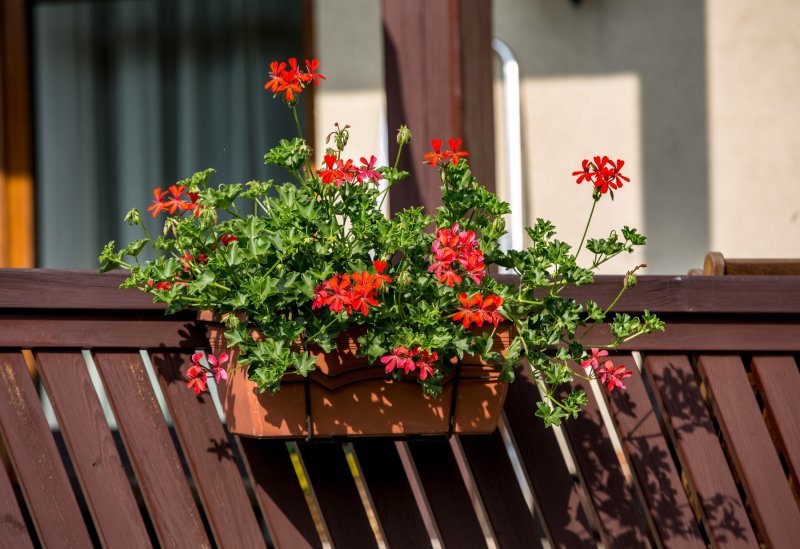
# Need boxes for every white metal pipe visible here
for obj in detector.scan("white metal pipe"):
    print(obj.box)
[492,38,525,252]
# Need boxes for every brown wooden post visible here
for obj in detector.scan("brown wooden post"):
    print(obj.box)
[383,0,495,215]
[0,0,36,267]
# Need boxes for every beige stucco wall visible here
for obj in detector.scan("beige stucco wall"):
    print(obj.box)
[315,0,800,274]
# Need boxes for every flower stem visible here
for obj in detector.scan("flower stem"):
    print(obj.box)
[576,195,599,258]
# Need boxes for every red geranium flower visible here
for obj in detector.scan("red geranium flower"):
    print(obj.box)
[147,187,169,217]
[381,346,414,374]
[356,155,382,184]
[597,360,632,392]
[581,348,609,371]
[186,364,208,395]
[423,139,446,167]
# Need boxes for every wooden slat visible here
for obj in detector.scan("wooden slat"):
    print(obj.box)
[4,317,800,351]
[0,318,207,348]
[298,443,377,548]
[93,352,211,548]
[697,355,800,547]
[645,354,757,547]
[36,351,150,548]
[0,436,34,549]
[237,438,322,549]
[751,355,800,487]
[0,270,160,309]
[351,439,433,548]
[605,354,704,547]
[407,439,488,548]
[580,320,800,352]
[150,351,264,548]
[503,371,596,547]
[562,377,650,547]
[0,352,92,547]
[4,270,800,315]
[459,430,547,548]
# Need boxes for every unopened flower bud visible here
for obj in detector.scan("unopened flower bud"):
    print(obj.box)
[124,208,142,226]
[397,125,411,146]
[625,272,637,288]
[397,270,412,287]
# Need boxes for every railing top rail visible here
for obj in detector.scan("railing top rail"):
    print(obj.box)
[1,269,799,315]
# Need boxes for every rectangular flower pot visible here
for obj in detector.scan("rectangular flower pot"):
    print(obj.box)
[202,314,511,439]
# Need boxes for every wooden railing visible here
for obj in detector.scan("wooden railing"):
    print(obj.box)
[1,270,799,548]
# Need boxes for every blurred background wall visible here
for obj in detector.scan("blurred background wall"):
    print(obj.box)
[316,0,800,274]
[5,0,799,273]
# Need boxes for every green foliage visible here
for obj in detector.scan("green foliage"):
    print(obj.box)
[104,88,662,428]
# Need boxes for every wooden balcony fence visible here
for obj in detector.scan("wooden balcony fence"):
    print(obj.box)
[1,269,799,548]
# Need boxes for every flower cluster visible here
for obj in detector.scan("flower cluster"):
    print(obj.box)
[147,185,200,218]
[429,222,486,287]
[264,58,324,103]
[104,53,664,426]
[317,154,382,186]
[423,138,469,167]
[572,156,630,195]
[186,352,229,395]
[312,260,392,316]
[380,346,439,381]
[581,348,632,392]
[452,292,504,328]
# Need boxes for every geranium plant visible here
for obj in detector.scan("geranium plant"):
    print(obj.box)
[100,57,663,427]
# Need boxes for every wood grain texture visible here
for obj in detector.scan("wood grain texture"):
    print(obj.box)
[3,270,800,314]
[350,439,433,548]
[407,439,488,549]
[751,355,800,488]
[237,438,321,549]
[504,371,596,548]
[562,377,649,548]
[36,351,150,548]
[0,352,92,547]
[93,352,211,549]
[459,430,547,548]
[645,354,757,547]
[297,443,377,549]
[0,317,207,348]
[0,426,34,549]
[605,354,704,547]
[697,355,800,548]
[150,351,265,548]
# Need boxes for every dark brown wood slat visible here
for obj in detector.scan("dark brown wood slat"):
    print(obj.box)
[4,270,800,315]
[580,320,800,352]
[350,439,433,548]
[4,317,800,351]
[150,351,264,548]
[751,355,800,487]
[93,352,211,549]
[697,355,800,547]
[35,352,150,548]
[459,431,546,548]
[605,354,705,547]
[0,439,35,549]
[0,269,160,309]
[298,443,377,548]
[237,438,321,549]
[0,318,207,348]
[0,352,92,547]
[645,354,756,548]
[562,377,650,548]
[503,371,596,548]
[407,439,488,549]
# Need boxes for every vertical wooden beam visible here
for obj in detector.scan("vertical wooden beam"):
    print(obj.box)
[0,0,35,267]
[383,0,495,215]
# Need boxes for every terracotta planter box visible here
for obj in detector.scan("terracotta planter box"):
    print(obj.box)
[201,313,511,439]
